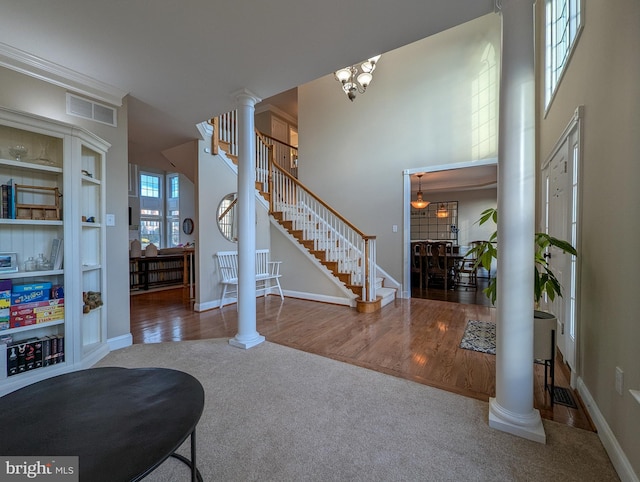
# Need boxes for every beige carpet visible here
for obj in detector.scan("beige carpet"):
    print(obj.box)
[95,339,619,481]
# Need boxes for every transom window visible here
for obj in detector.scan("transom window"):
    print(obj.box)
[140,174,160,198]
[545,0,583,109]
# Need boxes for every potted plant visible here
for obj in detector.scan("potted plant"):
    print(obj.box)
[468,208,577,308]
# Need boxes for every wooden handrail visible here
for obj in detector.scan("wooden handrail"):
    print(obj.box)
[218,197,237,221]
[208,118,219,155]
[258,131,298,151]
[269,159,374,240]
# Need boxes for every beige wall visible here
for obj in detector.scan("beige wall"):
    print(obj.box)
[536,0,640,476]
[0,67,130,342]
[298,14,501,284]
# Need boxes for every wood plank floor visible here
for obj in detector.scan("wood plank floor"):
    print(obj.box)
[129,287,594,432]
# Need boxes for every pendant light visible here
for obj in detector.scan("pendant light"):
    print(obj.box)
[411,174,429,209]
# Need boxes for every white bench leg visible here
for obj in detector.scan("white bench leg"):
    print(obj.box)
[274,278,284,301]
[220,284,228,308]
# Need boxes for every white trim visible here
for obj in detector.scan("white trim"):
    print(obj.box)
[577,378,639,482]
[0,42,127,107]
[283,290,353,307]
[403,157,498,177]
[540,105,583,377]
[194,300,221,312]
[107,333,133,351]
[80,344,111,369]
[541,106,583,170]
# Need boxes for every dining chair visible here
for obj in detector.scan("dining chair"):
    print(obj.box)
[456,245,478,291]
[426,242,449,290]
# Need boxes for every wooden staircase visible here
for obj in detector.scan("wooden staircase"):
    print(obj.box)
[271,211,366,300]
[212,113,396,312]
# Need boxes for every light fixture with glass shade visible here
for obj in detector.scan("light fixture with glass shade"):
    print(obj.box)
[411,174,430,209]
[334,55,381,101]
[436,203,449,218]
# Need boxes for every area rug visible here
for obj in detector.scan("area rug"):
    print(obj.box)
[459,320,496,354]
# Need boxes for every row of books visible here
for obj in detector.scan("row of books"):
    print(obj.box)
[5,334,65,377]
[1,179,15,219]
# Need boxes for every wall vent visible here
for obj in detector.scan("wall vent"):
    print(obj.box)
[66,93,117,127]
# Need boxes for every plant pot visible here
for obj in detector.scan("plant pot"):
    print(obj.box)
[533,310,557,360]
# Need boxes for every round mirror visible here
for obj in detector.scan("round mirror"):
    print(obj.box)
[217,193,238,242]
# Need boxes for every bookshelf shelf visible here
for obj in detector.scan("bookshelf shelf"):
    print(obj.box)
[3,269,64,279]
[0,218,63,226]
[1,318,65,336]
[0,158,63,174]
[129,253,192,291]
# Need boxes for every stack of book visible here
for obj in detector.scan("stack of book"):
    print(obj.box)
[1,179,15,219]
[4,335,65,377]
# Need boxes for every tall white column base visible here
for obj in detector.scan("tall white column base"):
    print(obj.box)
[489,397,546,444]
[229,334,265,350]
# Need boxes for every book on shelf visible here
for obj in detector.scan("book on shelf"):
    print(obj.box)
[5,334,65,376]
[1,179,13,219]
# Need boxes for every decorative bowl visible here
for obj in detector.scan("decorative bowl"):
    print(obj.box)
[9,145,28,161]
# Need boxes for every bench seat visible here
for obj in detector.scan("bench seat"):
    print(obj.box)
[216,249,284,308]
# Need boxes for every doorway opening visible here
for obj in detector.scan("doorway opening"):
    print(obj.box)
[403,159,498,305]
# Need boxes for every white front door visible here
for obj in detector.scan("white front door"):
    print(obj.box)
[540,110,581,377]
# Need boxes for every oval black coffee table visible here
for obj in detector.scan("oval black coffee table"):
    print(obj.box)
[0,367,204,481]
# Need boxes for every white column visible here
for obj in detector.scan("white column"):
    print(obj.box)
[229,89,265,350]
[489,0,545,443]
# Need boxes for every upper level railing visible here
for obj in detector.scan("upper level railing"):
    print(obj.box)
[212,110,377,303]
[259,132,298,179]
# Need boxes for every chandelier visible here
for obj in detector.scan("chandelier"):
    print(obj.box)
[436,203,449,218]
[411,174,430,209]
[334,55,381,101]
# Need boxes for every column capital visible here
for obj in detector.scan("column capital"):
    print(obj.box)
[231,88,262,107]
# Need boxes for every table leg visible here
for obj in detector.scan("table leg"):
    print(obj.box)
[191,428,197,482]
[169,429,203,482]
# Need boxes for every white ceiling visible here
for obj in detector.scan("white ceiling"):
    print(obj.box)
[0,1,494,163]
[413,165,498,193]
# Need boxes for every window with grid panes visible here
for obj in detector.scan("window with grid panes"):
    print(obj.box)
[545,0,583,109]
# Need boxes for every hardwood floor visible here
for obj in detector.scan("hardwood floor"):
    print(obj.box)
[129,287,594,431]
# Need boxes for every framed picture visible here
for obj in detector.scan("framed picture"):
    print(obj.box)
[0,252,18,273]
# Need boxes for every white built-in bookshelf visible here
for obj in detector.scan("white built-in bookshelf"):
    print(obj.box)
[0,107,109,395]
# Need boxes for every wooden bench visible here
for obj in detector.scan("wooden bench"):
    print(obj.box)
[215,249,284,308]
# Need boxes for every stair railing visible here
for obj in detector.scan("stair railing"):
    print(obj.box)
[259,132,298,179]
[213,110,377,303]
[269,155,377,302]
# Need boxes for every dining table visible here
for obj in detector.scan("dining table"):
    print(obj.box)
[411,241,470,290]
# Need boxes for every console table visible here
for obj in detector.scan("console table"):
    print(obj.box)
[0,367,204,481]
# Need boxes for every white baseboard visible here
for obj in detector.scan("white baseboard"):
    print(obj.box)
[107,333,133,351]
[577,377,639,482]
[283,290,353,307]
[194,300,220,312]
[82,343,110,368]
[195,289,354,312]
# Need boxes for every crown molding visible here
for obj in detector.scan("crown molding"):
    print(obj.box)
[0,42,127,107]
